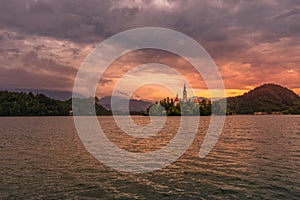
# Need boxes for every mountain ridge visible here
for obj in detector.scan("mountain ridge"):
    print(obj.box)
[225,83,300,114]
[0,88,84,100]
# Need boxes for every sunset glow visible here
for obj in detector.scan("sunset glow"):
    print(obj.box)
[0,0,299,100]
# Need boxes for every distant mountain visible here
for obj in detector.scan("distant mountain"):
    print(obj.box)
[224,84,300,114]
[99,96,152,112]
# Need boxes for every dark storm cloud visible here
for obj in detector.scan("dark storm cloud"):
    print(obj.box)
[0,0,112,42]
[0,0,299,50]
[0,0,299,94]
[0,49,76,90]
[21,50,77,75]
[0,65,74,90]
[0,0,297,43]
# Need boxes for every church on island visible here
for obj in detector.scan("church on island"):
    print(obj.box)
[173,83,187,106]
[173,83,208,106]
[150,83,212,116]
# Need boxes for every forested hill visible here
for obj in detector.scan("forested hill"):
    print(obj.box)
[0,91,111,116]
[225,84,300,114]
[2,83,300,116]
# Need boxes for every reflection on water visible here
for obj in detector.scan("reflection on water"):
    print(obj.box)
[0,116,299,199]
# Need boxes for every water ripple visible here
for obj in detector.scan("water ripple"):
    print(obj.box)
[0,116,299,199]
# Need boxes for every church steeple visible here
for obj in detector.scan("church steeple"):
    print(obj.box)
[183,83,187,102]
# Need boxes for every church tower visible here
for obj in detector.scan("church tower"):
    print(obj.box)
[183,83,187,102]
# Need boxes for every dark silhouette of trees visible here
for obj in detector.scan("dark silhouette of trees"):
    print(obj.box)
[224,84,300,115]
[146,97,212,116]
[0,91,111,116]
[0,91,70,116]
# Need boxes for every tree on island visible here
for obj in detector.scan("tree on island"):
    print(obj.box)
[146,97,212,116]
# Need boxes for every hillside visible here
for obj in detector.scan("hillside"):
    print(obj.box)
[0,91,70,116]
[99,96,152,112]
[226,84,300,114]
[0,91,111,116]
[0,88,87,100]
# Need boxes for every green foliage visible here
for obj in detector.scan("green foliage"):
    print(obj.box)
[3,83,298,116]
[146,98,212,116]
[199,100,212,116]
[0,91,70,116]
[0,91,111,116]
[212,100,226,115]
[222,84,300,115]
[147,103,166,116]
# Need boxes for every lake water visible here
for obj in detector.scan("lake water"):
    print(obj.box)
[0,116,299,199]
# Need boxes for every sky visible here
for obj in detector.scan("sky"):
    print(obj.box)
[0,0,299,101]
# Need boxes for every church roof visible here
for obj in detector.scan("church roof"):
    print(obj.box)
[174,93,179,101]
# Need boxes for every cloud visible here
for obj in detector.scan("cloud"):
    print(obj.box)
[0,47,77,91]
[0,0,298,44]
[0,0,299,98]
[0,64,74,91]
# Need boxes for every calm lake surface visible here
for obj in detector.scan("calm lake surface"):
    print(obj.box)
[0,116,299,199]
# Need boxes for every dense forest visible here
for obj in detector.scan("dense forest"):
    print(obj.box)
[147,84,300,116]
[1,83,300,116]
[0,91,70,116]
[223,84,300,115]
[72,97,111,116]
[0,91,111,116]
[145,97,212,116]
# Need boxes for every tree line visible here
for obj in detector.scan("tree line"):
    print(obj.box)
[145,97,213,116]
[0,91,111,116]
